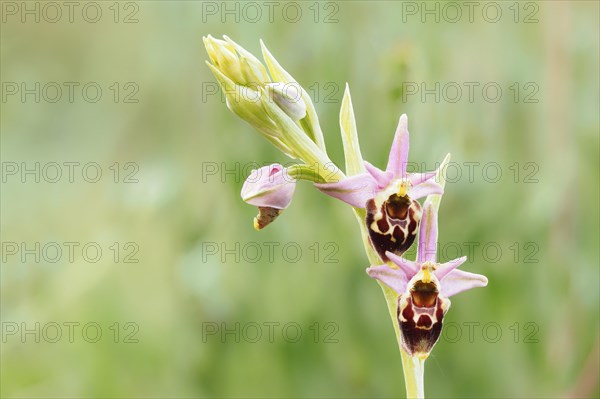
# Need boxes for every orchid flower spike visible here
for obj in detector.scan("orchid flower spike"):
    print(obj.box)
[241,164,296,230]
[315,114,444,261]
[367,200,488,359]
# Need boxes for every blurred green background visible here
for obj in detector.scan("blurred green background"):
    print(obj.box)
[1,1,598,398]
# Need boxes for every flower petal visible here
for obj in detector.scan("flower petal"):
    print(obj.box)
[314,173,377,208]
[385,251,420,277]
[417,202,438,263]
[241,164,296,209]
[386,114,410,177]
[434,256,467,281]
[408,170,437,186]
[440,269,488,298]
[366,264,408,294]
[409,179,443,201]
[364,161,394,189]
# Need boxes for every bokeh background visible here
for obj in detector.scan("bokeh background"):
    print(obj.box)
[1,1,598,398]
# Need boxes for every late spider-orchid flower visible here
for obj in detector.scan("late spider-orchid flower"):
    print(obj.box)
[367,200,488,358]
[315,114,444,261]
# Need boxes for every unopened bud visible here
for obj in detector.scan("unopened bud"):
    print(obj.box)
[203,35,246,84]
[224,35,270,85]
[266,82,307,120]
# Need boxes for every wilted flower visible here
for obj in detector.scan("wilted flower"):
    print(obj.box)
[367,200,488,358]
[241,164,296,230]
[315,114,444,261]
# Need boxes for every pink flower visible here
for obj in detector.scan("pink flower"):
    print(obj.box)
[315,114,443,260]
[367,201,488,358]
[241,164,296,229]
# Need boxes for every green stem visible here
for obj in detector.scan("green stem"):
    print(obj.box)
[401,351,425,398]
[352,208,425,399]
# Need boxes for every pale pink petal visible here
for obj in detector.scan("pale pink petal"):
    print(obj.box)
[364,161,394,189]
[385,251,420,278]
[241,164,296,209]
[314,173,377,208]
[440,269,488,298]
[386,114,410,178]
[407,170,437,186]
[366,264,408,294]
[417,202,438,263]
[434,256,467,281]
[409,179,443,201]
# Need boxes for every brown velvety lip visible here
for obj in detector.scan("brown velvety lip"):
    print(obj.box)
[411,281,439,308]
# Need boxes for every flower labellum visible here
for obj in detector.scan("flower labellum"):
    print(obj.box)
[367,201,488,358]
[253,206,283,230]
[241,164,296,229]
[396,261,450,358]
[365,178,424,262]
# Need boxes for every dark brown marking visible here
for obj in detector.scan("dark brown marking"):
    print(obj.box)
[366,196,423,261]
[397,296,447,356]
[254,206,281,230]
[416,315,433,328]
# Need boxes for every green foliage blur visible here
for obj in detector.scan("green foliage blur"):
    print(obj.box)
[1,1,598,398]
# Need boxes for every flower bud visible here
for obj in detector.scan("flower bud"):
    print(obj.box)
[241,164,297,229]
[223,35,270,85]
[204,36,336,173]
[260,39,326,150]
[203,35,246,84]
[266,82,307,120]
[206,62,281,137]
